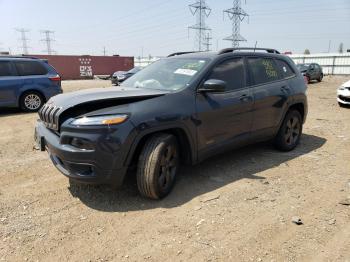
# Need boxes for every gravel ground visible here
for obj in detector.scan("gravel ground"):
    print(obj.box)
[0,77,349,262]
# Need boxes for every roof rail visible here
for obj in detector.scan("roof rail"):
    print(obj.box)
[167,51,199,57]
[0,55,40,59]
[218,47,280,55]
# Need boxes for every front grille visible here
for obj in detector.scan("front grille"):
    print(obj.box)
[339,95,350,103]
[38,104,63,131]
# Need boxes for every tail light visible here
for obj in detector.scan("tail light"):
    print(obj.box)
[49,75,61,87]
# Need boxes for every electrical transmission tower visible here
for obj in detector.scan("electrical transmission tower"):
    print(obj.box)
[188,0,212,52]
[223,0,249,48]
[15,28,30,55]
[204,33,212,51]
[40,30,55,55]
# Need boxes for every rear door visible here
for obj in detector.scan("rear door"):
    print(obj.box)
[308,64,317,80]
[0,61,23,107]
[247,57,289,138]
[195,57,254,159]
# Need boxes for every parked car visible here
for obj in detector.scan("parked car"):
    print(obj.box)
[296,63,323,83]
[35,47,307,199]
[337,79,350,107]
[111,67,142,85]
[0,56,62,112]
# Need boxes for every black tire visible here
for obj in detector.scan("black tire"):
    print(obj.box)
[317,74,323,82]
[274,110,303,151]
[137,133,179,200]
[20,91,44,112]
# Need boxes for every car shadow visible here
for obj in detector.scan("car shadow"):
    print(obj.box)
[69,133,326,212]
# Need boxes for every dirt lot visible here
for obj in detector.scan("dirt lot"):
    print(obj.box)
[0,77,350,262]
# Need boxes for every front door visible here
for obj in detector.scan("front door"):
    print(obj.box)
[195,57,254,160]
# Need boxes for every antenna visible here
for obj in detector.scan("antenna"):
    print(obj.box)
[40,30,55,55]
[188,0,212,52]
[223,0,249,48]
[15,28,30,55]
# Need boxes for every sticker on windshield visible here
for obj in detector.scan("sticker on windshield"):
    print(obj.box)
[174,68,197,76]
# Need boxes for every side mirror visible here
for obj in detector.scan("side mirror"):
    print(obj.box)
[198,79,226,93]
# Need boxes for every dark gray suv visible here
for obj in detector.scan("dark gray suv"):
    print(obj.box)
[35,47,308,199]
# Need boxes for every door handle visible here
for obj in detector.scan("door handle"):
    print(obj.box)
[239,94,251,102]
[280,86,290,93]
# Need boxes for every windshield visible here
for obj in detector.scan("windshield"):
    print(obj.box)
[128,67,141,74]
[121,58,209,91]
[296,64,309,71]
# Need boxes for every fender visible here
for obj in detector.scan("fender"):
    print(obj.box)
[124,122,197,167]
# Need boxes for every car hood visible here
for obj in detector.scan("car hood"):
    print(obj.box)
[39,86,170,130]
[341,80,350,88]
[47,86,169,108]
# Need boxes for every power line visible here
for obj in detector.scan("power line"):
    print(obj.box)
[40,30,55,55]
[15,28,30,55]
[188,0,212,51]
[223,0,249,48]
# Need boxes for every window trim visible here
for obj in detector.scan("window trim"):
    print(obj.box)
[246,56,285,87]
[199,56,248,94]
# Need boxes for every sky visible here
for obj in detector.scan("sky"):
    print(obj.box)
[0,0,349,57]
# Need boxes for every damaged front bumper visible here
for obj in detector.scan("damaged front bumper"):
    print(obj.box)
[34,120,133,186]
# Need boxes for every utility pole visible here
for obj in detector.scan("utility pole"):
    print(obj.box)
[40,30,55,55]
[15,28,30,55]
[223,0,249,48]
[188,0,211,52]
[103,46,107,56]
[204,33,212,51]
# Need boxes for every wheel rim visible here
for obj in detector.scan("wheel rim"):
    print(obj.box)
[284,116,300,146]
[24,94,41,110]
[158,144,178,191]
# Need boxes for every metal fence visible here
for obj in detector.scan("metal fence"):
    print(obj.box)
[289,53,350,75]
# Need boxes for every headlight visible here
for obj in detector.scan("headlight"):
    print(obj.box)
[117,75,126,80]
[71,114,128,126]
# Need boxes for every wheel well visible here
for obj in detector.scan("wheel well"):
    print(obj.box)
[19,90,46,104]
[289,103,304,120]
[129,128,193,167]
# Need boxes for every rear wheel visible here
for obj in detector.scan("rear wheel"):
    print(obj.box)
[137,133,179,199]
[274,110,303,151]
[20,91,44,112]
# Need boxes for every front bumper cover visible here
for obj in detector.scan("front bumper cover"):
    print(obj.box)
[337,89,350,105]
[34,120,129,186]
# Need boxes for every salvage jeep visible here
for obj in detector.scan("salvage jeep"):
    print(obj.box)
[35,48,308,199]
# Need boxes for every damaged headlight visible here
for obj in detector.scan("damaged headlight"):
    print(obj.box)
[71,114,128,126]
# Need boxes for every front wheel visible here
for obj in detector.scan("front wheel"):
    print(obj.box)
[137,133,179,199]
[317,74,323,82]
[274,110,303,151]
[20,91,44,112]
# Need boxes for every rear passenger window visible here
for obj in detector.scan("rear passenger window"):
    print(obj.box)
[208,58,245,91]
[248,58,280,85]
[275,59,295,79]
[0,61,14,77]
[14,61,47,76]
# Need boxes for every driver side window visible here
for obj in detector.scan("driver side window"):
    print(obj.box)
[208,58,245,91]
